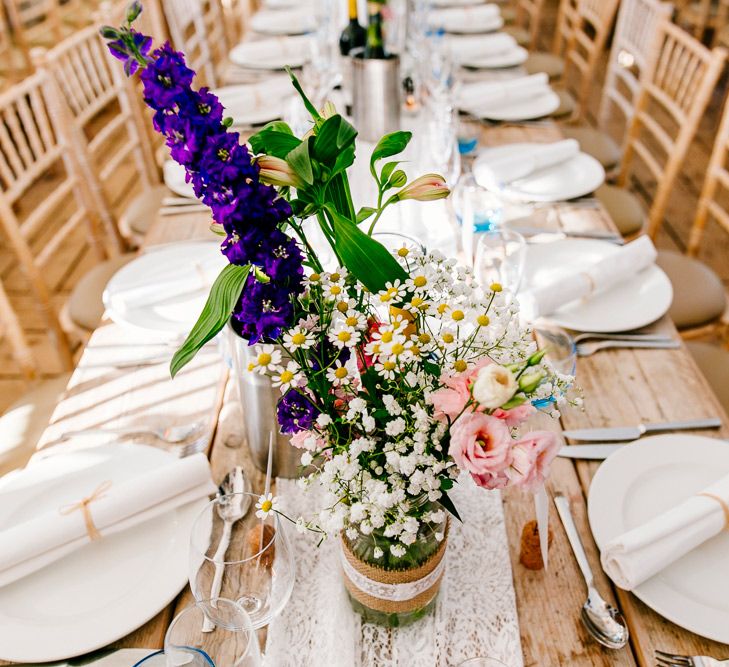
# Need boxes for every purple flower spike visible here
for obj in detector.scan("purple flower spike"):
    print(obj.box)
[277,390,320,434]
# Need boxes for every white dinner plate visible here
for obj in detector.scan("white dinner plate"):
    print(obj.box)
[588,435,729,644]
[103,241,228,334]
[429,7,504,33]
[0,443,208,662]
[214,76,291,126]
[462,88,560,120]
[473,143,605,201]
[519,239,673,332]
[163,159,195,199]
[229,35,313,70]
[431,0,485,6]
[250,9,317,35]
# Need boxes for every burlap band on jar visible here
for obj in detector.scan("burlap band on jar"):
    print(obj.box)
[340,525,449,614]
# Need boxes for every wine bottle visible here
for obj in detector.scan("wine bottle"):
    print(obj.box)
[364,1,387,59]
[339,0,366,56]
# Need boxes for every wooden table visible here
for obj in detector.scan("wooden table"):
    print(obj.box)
[2,121,728,667]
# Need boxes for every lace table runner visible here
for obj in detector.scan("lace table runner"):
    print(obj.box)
[264,476,524,667]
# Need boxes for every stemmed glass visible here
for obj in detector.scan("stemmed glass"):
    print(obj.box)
[189,492,295,630]
[474,229,527,298]
[132,598,262,667]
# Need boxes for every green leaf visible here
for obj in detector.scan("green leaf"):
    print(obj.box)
[439,491,462,522]
[286,66,320,120]
[370,131,412,178]
[286,138,314,186]
[325,206,408,293]
[356,206,376,223]
[248,128,301,159]
[500,394,528,410]
[380,160,400,183]
[330,145,356,178]
[170,264,250,378]
[313,115,357,166]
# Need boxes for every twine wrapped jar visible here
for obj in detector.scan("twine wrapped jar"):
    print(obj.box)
[340,498,448,627]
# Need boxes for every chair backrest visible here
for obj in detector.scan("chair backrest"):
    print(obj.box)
[219,0,251,48]
[561,0,621,120]
[0,71,107,355]
[676,0,729,44]
[552,0,579,55]
[38,25,160,252]
[199,0,229,80]
[162,0,217,88]
[688,93,729,256]
[514,0,547,50]
[597,0,673,134]
[0,10,13,84]
[619,21,727,238]
[3,0,64,70]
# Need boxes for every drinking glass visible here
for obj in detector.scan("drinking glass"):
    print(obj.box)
[474,229,527,296]
[372,231,425,254]
[132,598,262,667]
[453,174,504,262]
[532,324,576,408]
[189,492,295,630]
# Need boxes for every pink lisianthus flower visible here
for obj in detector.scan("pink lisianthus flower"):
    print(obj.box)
[508,431,562,491]
[492,403,536,428]
[290,430,324,451]
[430,359,492,420]
[448,412,513,490]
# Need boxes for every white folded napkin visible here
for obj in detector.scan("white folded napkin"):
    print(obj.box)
[214,75,292,113]
[477,139,580,189]
[458,73,550,112]
[601,473,729,590]
[447,33,517,61]
[429,4,501,31]
[0,453,215,588]
[520,235,657,319]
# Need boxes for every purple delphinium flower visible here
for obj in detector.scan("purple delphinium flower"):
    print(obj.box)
[105,34,304,344]
[277,390,320,434]
[107,29,151,75]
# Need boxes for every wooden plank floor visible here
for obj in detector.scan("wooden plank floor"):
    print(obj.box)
[2,3,728,415]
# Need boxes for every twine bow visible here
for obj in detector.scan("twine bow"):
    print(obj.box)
[59,480,112,541]
[698,492,729,530]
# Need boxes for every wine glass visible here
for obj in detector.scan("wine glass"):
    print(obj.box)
[453,174,504,262]
[132,598,262,667]
[474,229,527,297]
[189,492,295,630]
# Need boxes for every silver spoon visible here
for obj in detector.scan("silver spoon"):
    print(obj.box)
[202,466,251,632]
[554,494,629,649]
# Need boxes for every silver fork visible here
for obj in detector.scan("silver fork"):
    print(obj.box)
[656,649,729,666]
[576,339,681,357]
[572,332,675,344]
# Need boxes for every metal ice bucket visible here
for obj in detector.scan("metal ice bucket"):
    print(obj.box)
[351,51,401,141]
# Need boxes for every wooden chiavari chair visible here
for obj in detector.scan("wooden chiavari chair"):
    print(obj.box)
[0,71,127,340]
[4,0,64,72]
[563,0,673,171]
[523,0,577,80]
[546,0,622,123]
[0,276,73,474]
[676,0,729,45]
[162,0,217,87]
[219,0,251,48]
[598,22,727,237]
[37,25,163,249]
[503,0,547,49]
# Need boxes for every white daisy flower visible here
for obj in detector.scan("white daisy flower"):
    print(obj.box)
[272,361,303,393]
[283,327,315,352]
[255,493,279,519]
[326,359,352,387]
[376,280,406,304]
[327,323,361,349]
[339,309,367,330]
[374,359,398,380]
[248,344,281,374]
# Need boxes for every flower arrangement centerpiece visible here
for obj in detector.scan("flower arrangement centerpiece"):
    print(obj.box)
[104,4,572,627]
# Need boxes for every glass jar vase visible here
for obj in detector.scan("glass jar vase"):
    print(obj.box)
[340,499,448,627]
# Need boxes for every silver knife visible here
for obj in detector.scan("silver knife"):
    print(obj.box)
[558,444,624,459]
[562,417,723,442]
[16,648,154,666]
